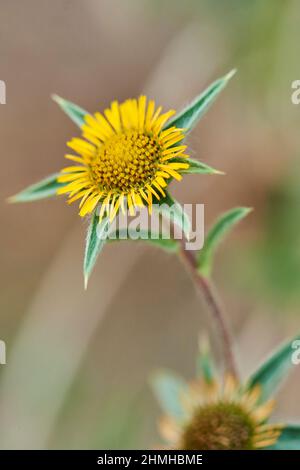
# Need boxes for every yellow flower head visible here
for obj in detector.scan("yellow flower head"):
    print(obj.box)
[57,96,189,221]
[159,375,282,450]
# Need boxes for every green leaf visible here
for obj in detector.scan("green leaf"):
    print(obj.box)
[151,370,188,419]
[170,157,224,175]
[197,207,251,277]
[164,69,236,133]
[247,334,300,402]
[154,191,191,240]
[267,425,300,450]
[84,211,110,288]
[52,94,89,128]
[196,336,216,384]
[9,173,64,203]
[108,228,179,253]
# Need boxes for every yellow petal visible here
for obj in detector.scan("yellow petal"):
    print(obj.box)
[104,101,121,133]
[153,180,166,197]
[152,110,175,134]
[90,113,114,139]
[252,399,275,423]
[160,126,181,139]
[155,176,167,187]
[79,188,95,208]
[57,180,88,195]
[119,193,125,215]
[79,193,102,217]
[61,166,87,173]
[159,165,182,181]
[82,128,103,146]
[162,145,187,156]
[131,190,143,207]
[138,95,146,130]
[127,192,135,216]
[99,192,112,219]
[163,134,184,148]
[145,99,155,131]
[158,416,181,444]
[146,183,160,200]
[127,99,139,128]
[67,189,90,204]
[147,189,153,214]
[67,138,95,156]
[65,154,86,164]
[139,188,149,204]
[149,106,162,130]
[110,194,122,221]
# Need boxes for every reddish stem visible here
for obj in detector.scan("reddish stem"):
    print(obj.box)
[178,241,238,379]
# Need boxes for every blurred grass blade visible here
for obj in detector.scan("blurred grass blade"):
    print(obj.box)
[9,173,64,202]
[151,370,188,419]
[171,157,224,175]
[267,425,300,450]
[84,211,110,288]
[155,191,191,240]
[52,94,89,127]
[108,228,179,253]
[247,334,300,402]
[197,207,251,277]
[164,69,236,133]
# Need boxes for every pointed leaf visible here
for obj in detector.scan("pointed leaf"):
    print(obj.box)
[197,207,251,277]
[154,191,191,240]
[84,211,110,288]
[108,228,179,253]
[267,425,300,450]
[164,69,236,133]
[52,94,89,128]
[9,173,64,203]
[247,334,300,402]
[170,157,223,175]
[151,370,188,419]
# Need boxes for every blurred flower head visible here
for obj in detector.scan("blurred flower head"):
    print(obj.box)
[152,334,300,451]
[158,375,282,450]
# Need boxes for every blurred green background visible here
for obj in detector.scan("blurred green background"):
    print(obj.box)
[0,0,300,449]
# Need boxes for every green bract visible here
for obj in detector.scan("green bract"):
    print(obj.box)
[165,69,236,133]
[52,94,89,127]
[151,370,188,420]
[247,334,300,402]
[108,229,179,252]
[172,157,224,175]
[84,212,110,289]
[197,207,252,278]
[9,173,64,203]
[268,425,300,450]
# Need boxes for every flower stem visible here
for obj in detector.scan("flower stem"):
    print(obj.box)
[178,241,239,379]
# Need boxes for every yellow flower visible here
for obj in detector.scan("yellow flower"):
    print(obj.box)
[158,375,282,450]
[57,96,189,221]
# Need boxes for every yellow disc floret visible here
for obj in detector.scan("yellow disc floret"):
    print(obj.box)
[181,402,256,450]
[90,130,162,193]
